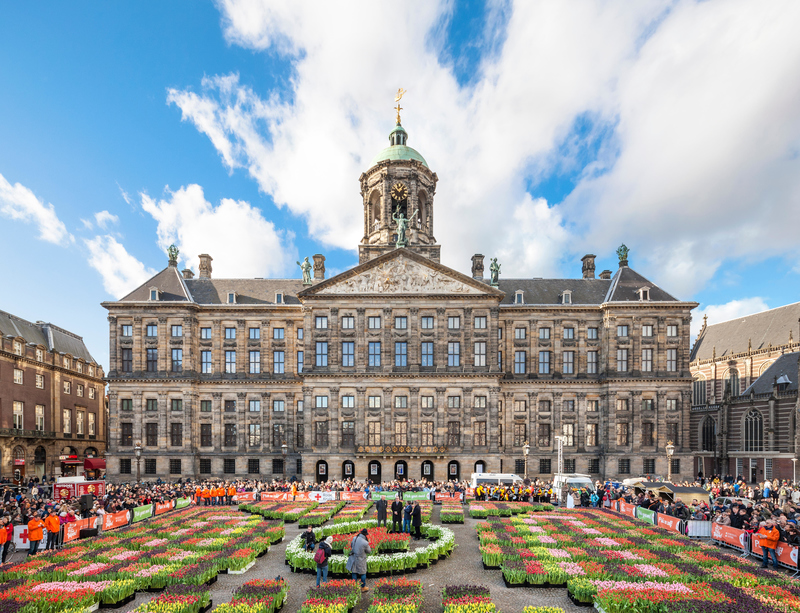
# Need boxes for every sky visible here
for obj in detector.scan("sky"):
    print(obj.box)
[1,0,800,372]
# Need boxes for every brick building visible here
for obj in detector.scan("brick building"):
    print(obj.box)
[690,302,800,481]
[103,118,697,483]
[0,310,106,481]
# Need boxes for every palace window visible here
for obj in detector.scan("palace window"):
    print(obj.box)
[315,422,328,447]
[273,351,284,374]
[642,325,653,337]
[642,423,654,446]
[171,325,182,337]
[395,342,407,366]
[171,399,182,411]
[562,423,574,446]
[537,423,550,447]
[273,400,284,412]
[515,327,526,340]
[171,349,182,372]
[586,423,597,447]
[341,316,354,329]
[395,396,408,409]
[146,349,158,372]
[342,342,354,367]
[368,316,381,329]
[145,422,158,446]
[249,399,261,412]
[121,324,132,337]
[616,422,629,446]
[201,327,211,339]
[249,351,261,374]
[121,348,132,372]
[744,409,764,452]
[421,342,433,367]
[514,351,527,374]
[563,399,575,412]
[316,342,328,367]
[474,316,487,329]
[447,421,461,446]
[702,418,716,452]
[395,316,407,329]
[225,399,236,412]
[617,325,628,337]
[224,424,237,447]
[563,327,574,340]
[225,327,236,339]
[421,316,434,329]
[474,342,486,367]
[693,379,707,405]
[368,422,381,446]
[368,342,381,367]
[641,349,652,372]
[249,327,260,339]
[538,351,550,374]
[539,459,551,474]
[447,342,460,367]
[587,351,597,374]
[170,423,183,447]
[421,422,434,446]
[225,351,236,373]
[448,316,460,329]
[513,424,526,447]
[616,349,628,372]
[562,351,574,374]
[201,351,212,373]
[394,421,408,446]
[146,324,157,337]
[341,421,355,447]
[474,421,487,446]
[315,316,328,329]
[120,422,133,446]
[272,424,285,447]
[667,422,679,446]
[666,349,677,372]
[539,327,550,340]
[667,324,678,337]
[200,424,212,447]
[587,327,598,340]
[146,399,158,411]
[316,396,329,409]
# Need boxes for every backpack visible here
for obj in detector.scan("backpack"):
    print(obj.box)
[314,546,327,564]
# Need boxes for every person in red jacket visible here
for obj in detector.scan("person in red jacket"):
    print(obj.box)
[758,519,781,569]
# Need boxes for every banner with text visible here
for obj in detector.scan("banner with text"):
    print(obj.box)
[435,492,459,501]
[711,524,749,552]
[751,532,799,568]
[618,500,637,518]
[371,491,399,500]
[656,513,683,533]
[635,507,656,525]
[233,492,257,503]
[175,497,192,509]
[102,509,131,531]
[154,501,174,515]
[402,491,429,501]
[133,504,153,523]
[306,491,337,502]
[341,491,367,501]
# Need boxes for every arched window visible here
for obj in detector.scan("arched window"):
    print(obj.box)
[13,446,25,460]
[693,378,707,406]
[727,369,740,396]
[84,447,98,458]
[701,418,716,452]
[744,410,764,452]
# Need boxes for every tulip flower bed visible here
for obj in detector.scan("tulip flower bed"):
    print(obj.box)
[212,578,289,613]
[239,501,319,522]
[331,502,373,524]
[474,509,800,612]
[131,583,212,613]
[468,502,549,518]
[329,527,411,555]
[298,502,347,527]
[0,507,286,613]
[286,519,456,576]
[298,579,361,613]
[441,585,497,613]
[368,577,423,613]
[439,501,464,524]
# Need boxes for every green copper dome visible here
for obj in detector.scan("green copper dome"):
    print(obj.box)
[370,123,428,168]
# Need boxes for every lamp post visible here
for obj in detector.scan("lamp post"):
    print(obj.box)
[134,441,142,484]
[281,442,287,482]
[792,458,797,486]
[523,441,530,480]
[666,441,675,483]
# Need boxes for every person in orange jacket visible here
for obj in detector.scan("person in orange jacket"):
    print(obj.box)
[44,509,61,551]
[27,511,46,556]
[215,485,224,506]
[0,516,8,563]
[201,486,211,506]
[195,486,202,504]
[758,519,781,569]
[227,484,236,505]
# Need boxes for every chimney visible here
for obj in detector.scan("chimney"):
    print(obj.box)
[182,269,194,280]
[471,254,485,279]
[198,254,213,279]
[313,254,326,280]
[599,270,612,280]
[581,254,596,279]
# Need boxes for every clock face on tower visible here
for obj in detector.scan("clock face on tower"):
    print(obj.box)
[390,182,408,201]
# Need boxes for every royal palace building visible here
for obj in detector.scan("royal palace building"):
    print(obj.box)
[0,310,106,481]
[103,116,698,483]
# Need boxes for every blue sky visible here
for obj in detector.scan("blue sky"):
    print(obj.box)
[2,1,800,371]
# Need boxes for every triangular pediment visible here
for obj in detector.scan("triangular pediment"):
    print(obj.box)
[299,249,503,298]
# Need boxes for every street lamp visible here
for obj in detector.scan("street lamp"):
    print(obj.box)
[281,442,288,482]
[523,441,530,480]
[792,458,797,486]
[665,441,675,482]
[134,441,143,484]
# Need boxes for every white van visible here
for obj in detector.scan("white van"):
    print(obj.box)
[553,473,596,493]
[470,473,524,489]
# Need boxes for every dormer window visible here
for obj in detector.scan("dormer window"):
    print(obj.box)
[561,290,572,305]
[275,293,283,304]
[515,291,524,305]
[13,341,22,356]
[227,292,237,304]
[149,287,160,301]
[637,287,651,301]
[777,374,791,392]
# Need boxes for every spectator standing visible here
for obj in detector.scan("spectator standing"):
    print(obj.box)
[376,497,387,528]
[347,528,371,592]
[411,501,422,540]
[402,501,412,534]
[44,508,60,550]
[315,536,333,586]
[757,520,781,569]
[390,496,403,533]
[27,511,45,556]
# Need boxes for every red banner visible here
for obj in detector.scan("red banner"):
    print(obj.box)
[751,533,799,567]
[619,501,637,518]
[711,524,749,550]
[260,492,291,501]
[54,481,106,500]
[340,491,366,501]
[63,520,84,543]
[102,509,130,531]
[435,492,457,501]
[656,514,683,533]
[154,501,173,515]
[233,492,257,502]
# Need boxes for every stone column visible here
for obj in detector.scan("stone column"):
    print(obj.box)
[489,387,500,453]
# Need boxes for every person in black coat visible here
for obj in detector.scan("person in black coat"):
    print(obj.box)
[411,501,422,539]
[302,525,316,551]
[376,497,388,527]
[391,496,403,533]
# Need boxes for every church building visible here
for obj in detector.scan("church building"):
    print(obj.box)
[103,111,697,483]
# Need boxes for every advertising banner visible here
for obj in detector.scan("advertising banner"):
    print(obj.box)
[619,501,637,518]
[63,520,83,543]
[55,484,76,500]
[175,497,192,509]
[306,491,337,503]
[656,513,683,533]
[751,533,799,568]
[636,507,656,524]
[102,509,131,531]
[341,491,367,501]
[76,481,106,498]
[402,491,429,501]
[260,492,289,501]
[435,492,457,501]
[154,501,174,515]
[371,491,399,500]
[711,524,749,552]
[133,504,153,523]
[232,492,257,503]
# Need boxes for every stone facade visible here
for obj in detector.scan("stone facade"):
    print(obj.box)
[103,120,697,483]
[690,303,800,481]
[0,310,106,481]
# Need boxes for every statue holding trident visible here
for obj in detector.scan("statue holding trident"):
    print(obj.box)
[393,205,417,248]
[489,258,501,287]
[394,87,407,124]
[297,256,313,285]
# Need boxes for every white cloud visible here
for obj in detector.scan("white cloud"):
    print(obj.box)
[169,0,800,295]
[81,218,94,230]
[94,210,119,229]
[84,235,157,298]
[0,172,72,245]
[692,297,770,340]
[139,184,295,278]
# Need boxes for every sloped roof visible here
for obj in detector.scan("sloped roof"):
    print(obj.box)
[0,309,96,362]
[497,278,611,305]
[691,302,800,361]
[605,266,678,302]
[186,279,306,305]
[118,266,191,302]
[742,352,799,395]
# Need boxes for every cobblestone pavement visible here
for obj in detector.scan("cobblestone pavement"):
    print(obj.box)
[95,505,582,613]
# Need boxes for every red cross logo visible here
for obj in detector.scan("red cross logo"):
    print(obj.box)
[310,492,323,502]
[18,529,29,544]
